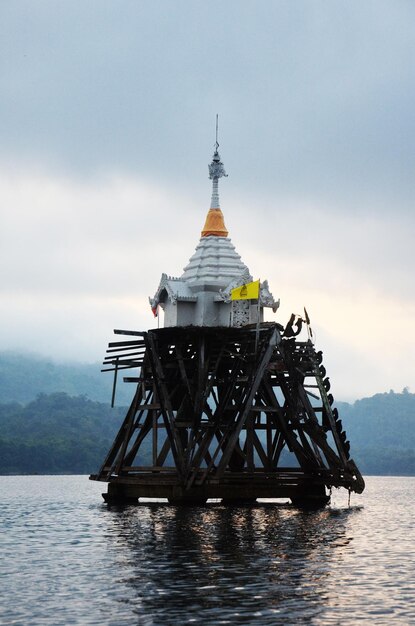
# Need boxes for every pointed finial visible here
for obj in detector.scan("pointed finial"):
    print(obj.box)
[208,115,227,209]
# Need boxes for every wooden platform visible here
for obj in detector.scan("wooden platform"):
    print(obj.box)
[90,324,364,508]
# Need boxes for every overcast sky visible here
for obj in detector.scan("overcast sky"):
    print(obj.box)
[1,1,414,401]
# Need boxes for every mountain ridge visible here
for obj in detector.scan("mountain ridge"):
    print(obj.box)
[0,351,414,476]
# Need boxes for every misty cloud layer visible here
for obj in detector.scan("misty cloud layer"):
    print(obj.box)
[0,1,414,400]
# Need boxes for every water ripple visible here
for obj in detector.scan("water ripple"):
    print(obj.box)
[1,476,414,625]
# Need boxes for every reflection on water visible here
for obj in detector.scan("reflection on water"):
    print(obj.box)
[105,502,359,624]
[1,476,414,625]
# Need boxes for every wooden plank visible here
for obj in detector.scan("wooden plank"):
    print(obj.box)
[131,403,161,410]
[152,411,158,466]
[266,415,273,463]
[156,436,171,466]
[123,404,156,466]
[305,389,320,400]
[111,358,119,407]
[102,362,143,371]
[246,415,254,472]
[105,349,146,358]
[108,339,146,348]
[121,466,177,472]
[252,430,271,470]
[175,344,193,400]
[271,431,285,465]
[103,354,144,363]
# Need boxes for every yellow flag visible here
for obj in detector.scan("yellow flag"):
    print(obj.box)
[230,280,260,301]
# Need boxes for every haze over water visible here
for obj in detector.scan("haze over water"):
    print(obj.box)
[1,475,414,625]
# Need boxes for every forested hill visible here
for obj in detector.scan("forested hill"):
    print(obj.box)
[337,390,415,475]
[0,393,126,475]
[0,351,133,405]
[0,388,414,476]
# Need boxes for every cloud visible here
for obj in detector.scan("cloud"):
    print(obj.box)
[0,167,196,295]
[229,194,415,303]
[0,165,413,400]
[0,168,189,361]
[0,1,414,212]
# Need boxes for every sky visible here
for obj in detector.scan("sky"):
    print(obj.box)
[0,0,414,401]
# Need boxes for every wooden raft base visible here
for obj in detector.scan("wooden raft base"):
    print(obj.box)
[92,471,331,509]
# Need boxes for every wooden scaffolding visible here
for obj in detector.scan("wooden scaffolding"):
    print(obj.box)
[90,323,364,507]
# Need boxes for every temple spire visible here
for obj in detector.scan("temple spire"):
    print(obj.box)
[202,117,229,237]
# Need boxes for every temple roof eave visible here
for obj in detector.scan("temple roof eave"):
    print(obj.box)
[149,274,198,309]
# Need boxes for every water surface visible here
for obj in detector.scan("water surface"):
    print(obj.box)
[1,476,414,625]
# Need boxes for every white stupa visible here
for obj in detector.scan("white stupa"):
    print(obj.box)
[149,140,279,327]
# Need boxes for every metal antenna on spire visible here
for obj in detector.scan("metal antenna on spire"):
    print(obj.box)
[209,115,227,208]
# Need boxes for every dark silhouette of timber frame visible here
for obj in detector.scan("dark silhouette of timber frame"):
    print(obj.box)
[90,323,364,507]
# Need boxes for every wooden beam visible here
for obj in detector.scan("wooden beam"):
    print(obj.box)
[96,382,143,479]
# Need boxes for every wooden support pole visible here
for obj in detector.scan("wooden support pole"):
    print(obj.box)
[145,332,185,478]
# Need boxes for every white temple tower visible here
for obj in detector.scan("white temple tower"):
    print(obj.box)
[150,143,279,327]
